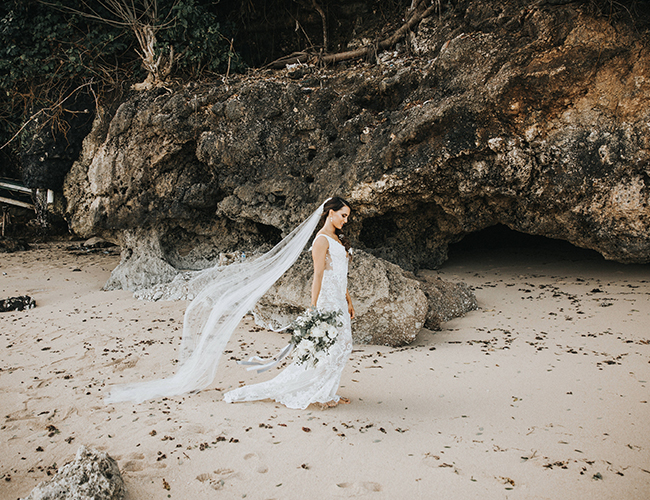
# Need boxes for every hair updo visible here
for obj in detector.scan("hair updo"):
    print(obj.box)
[319,196,351,252]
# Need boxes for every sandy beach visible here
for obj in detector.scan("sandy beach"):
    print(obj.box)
[1,241,649,500]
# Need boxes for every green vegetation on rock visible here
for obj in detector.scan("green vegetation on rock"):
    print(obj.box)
[0,0,243,177]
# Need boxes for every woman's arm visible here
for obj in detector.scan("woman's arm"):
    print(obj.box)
[310,236,328,307]
[346,289,355,319]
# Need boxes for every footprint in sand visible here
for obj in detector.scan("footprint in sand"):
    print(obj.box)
[107,356,139,372]
[422,453,459,472]
[121,452,145,472]
[196,469,239,490]
[182,423,206,434]
[244,452,269,473]
[334,481,382,495]
[422,452,441,468]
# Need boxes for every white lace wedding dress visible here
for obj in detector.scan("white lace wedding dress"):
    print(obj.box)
[223,234,352,409]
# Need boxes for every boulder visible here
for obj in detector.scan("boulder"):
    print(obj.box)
[0,295,35,312]
[134,250,476,346]
[21,446,125,500]
[103,228,178,292]
[132,250,249,302]
[419,278,478,330]
[83,237,116,249]
[253,250,467,346]
[0,238,30,253]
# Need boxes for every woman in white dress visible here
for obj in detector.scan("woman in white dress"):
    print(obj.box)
[224,197,355,409]
[105,197,352,407]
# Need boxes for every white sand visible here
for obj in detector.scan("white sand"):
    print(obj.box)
[1,242,649,499]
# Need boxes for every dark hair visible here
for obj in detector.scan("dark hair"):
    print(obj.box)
[319,196,351,251]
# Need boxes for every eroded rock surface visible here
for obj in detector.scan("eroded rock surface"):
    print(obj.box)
[64,0,650,293]
[22,446,125,500]
[419,278,478,331]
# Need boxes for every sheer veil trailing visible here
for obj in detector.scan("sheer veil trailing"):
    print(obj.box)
[105,199,329,404]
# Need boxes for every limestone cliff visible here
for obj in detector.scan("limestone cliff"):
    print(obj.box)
[64,0,650,290]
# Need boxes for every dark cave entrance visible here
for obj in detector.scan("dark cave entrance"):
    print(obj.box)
[358,213,398,248]
[447,224,604,261]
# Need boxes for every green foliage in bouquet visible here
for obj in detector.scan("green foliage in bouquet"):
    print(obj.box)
[289,308,343,369]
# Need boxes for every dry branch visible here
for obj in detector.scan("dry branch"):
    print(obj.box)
[39,0,178,89]
[0,82,95,151]
[267,1,437,69]
[311,0,328,50]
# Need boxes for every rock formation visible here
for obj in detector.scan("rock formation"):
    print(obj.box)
[419,278,477,331]
[255,250,431,346]
[0,238,30,253]
[21,446,125,500]
[62,1,649,288]
[135,250,476,346]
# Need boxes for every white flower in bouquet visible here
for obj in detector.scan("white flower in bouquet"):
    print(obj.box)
[312,325,326,338]
[298,338,314,351]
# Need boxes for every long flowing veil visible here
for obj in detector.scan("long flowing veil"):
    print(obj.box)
[105,200,327,404]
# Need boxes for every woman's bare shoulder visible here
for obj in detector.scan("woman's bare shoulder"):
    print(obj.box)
[313,232,330,247]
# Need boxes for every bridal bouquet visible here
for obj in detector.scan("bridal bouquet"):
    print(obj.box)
[289,308,343,369]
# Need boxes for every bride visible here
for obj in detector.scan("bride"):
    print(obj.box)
[224,196,354,409]
[105,197,354,409]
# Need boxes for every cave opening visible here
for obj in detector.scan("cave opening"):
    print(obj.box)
[256,221,283,246]
[448,224,604,261]
[358,213,399,248]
